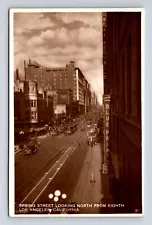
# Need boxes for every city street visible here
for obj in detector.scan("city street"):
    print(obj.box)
[15,119,102,214]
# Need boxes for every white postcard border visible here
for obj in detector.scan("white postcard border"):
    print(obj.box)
[9,7,145,217]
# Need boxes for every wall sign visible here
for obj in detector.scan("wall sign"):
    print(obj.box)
[103,95,111,174]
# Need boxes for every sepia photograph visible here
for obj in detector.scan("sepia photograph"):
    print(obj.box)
[9,8,143,217]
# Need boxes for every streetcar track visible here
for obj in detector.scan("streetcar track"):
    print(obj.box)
[15,144,69,203]
[32,145,76,204]
[15,131,84,210]
[15,141,60,172]
[14,139,69,178]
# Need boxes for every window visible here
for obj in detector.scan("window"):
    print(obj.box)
[34,100,37,107]
[31,100,33,107]
[30,100,37,107]
[31,111,37,120]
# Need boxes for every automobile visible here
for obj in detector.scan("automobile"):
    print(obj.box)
[87,129,97,145]
[51,130,58,136]
[64,124,77,135]
[87,124,91,129]
[64,127,72,135]
[24,144,38,155]
[80,126,85,131]
[94,124,98,129]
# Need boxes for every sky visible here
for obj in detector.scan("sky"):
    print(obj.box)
[14,12,103,104]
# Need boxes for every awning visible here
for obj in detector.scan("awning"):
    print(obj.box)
[34,127,47,132]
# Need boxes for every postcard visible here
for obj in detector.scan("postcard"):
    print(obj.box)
[9,8,144,217]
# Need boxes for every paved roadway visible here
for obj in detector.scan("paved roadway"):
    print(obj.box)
[15,124,89,212]
[15,116,102,215]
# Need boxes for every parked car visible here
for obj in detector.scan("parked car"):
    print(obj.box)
[24,144,38,155]
[64,129,72,135]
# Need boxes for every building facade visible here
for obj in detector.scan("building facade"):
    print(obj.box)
[37,90,54,126]
[25,60,76,99]
[14,78,54,142]
[90,91,98,111]
[102,12,142,213]
[14,80,38,128]
[75,68,86,113]
[24,59,91,115]
[24,81,38,126]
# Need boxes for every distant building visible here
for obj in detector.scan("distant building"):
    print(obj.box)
[75,68,86,113]
[24,59,92,115]
[90,91,98,110]
[46,88,73,116]
[25,60,76,98]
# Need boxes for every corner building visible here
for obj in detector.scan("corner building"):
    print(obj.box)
[102,12,142,213]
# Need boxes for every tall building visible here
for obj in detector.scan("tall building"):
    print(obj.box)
[90,91,98,110]
[14,77,54,144]
[25,59,91,115]
[25,60,75,98]
[75,67,87,113]
[102,12,142,213]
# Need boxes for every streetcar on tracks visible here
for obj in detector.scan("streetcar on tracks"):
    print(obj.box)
[64,123,77,135]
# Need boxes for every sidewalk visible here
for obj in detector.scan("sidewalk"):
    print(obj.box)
[72,143,102,214]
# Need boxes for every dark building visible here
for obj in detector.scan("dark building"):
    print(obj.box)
[102,12,142,213]
[24,59,92,115]
[25,60,82,101]
[37,91,54,126]
[14,78,54,144]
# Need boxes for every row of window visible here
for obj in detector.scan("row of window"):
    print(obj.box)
[53,73,67,77]
[27,86,36,92]
[25,99,37,108]
[53,78,68,82]
[25,110,37,120]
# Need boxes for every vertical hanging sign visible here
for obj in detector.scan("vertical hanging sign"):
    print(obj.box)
[102,94,111,174]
